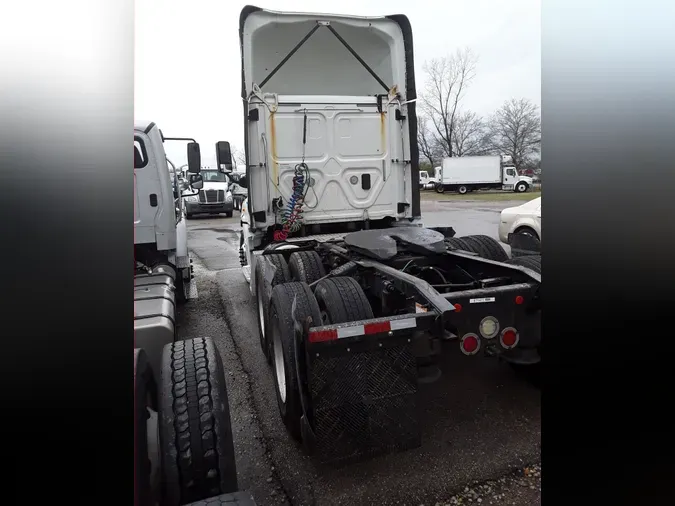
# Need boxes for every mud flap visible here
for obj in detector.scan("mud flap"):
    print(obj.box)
[296,326,420,466]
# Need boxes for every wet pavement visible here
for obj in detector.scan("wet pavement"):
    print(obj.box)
[420,199,521,238]
[178,198,540,506]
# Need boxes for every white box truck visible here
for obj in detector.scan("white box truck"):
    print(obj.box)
[435,155,533,194]
[419,168,438,189]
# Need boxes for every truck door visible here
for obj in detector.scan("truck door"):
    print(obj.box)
[134,135,160,245]
[502,166,517,190]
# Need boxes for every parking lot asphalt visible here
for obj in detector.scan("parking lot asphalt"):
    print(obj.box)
[178,198,540,506]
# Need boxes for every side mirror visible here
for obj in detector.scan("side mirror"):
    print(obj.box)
[187,142,201,173]
[216,141,233,173]
[237,174,248,189]
[189,173,204,190]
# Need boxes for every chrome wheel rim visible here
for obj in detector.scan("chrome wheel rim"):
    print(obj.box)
[271,317,286,403]
[257,282,265,334]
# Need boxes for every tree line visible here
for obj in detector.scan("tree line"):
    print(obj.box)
[417,48,541,173]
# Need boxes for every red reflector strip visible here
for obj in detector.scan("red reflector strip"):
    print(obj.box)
[308,318,417,343]
[308,329,338,343]
[364,321,390,334]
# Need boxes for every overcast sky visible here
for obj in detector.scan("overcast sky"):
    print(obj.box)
[135,0,540,166]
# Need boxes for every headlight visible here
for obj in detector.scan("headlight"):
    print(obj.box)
[225,193,233,202]
[184,195,198,202]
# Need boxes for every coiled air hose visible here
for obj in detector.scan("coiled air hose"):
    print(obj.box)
[274,111,310,241]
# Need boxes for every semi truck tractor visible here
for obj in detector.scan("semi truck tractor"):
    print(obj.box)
[435,155,533,194]
[133,121,255,506]
[233,6,541,466]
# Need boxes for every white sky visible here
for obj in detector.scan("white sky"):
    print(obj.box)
[135,0,540,166]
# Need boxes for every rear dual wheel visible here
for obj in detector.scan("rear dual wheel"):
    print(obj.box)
[254,250,326,367]
[268,282,322,441]
[268,277,373,440]
[254,254,291,364]
[447,234,509,262]
[314,277,374,324]
[288,250,326,284]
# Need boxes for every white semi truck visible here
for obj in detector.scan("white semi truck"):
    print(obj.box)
[434,155,533,194]
[133,121,255,506]
[233,6,541,466]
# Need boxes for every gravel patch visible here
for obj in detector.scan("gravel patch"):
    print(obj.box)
[433,463,541,506]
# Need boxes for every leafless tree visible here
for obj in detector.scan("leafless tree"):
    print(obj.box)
[417,115,443,167]
[230,145,247,171]
[451,110,492,156]
[487,98,541,169]
[421,48,478,157]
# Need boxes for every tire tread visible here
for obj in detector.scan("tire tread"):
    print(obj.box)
[288,251,326,284]
[461,235,509,262]
[314,277,374,323]
[160,338,238,505]
[506,254,541,274]
[269,282,322,440]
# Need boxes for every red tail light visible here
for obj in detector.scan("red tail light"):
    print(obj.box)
[500,327,519,349]
[460,333,480,355]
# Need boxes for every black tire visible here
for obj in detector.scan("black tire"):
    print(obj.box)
[254,254,291,364]
[506,254,541,274]
[459,235,509,262]
[288,250,326,284]
[515,182,529,193]
[159,338,238,506]
[175,276,187,305]
[435,184,445,194]
[458,185,468,195]
[314,276,374,324]
[134,349,157,506]
[238,231,247,267]
[446,236,476,252]
[186,213,193,220]
[268,282,322,441]
[225,211,233,218]
[515,226,540,241]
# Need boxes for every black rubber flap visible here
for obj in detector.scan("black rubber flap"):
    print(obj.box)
[306,338,420,465]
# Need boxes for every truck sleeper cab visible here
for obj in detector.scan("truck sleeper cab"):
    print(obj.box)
[236,6,542,466]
